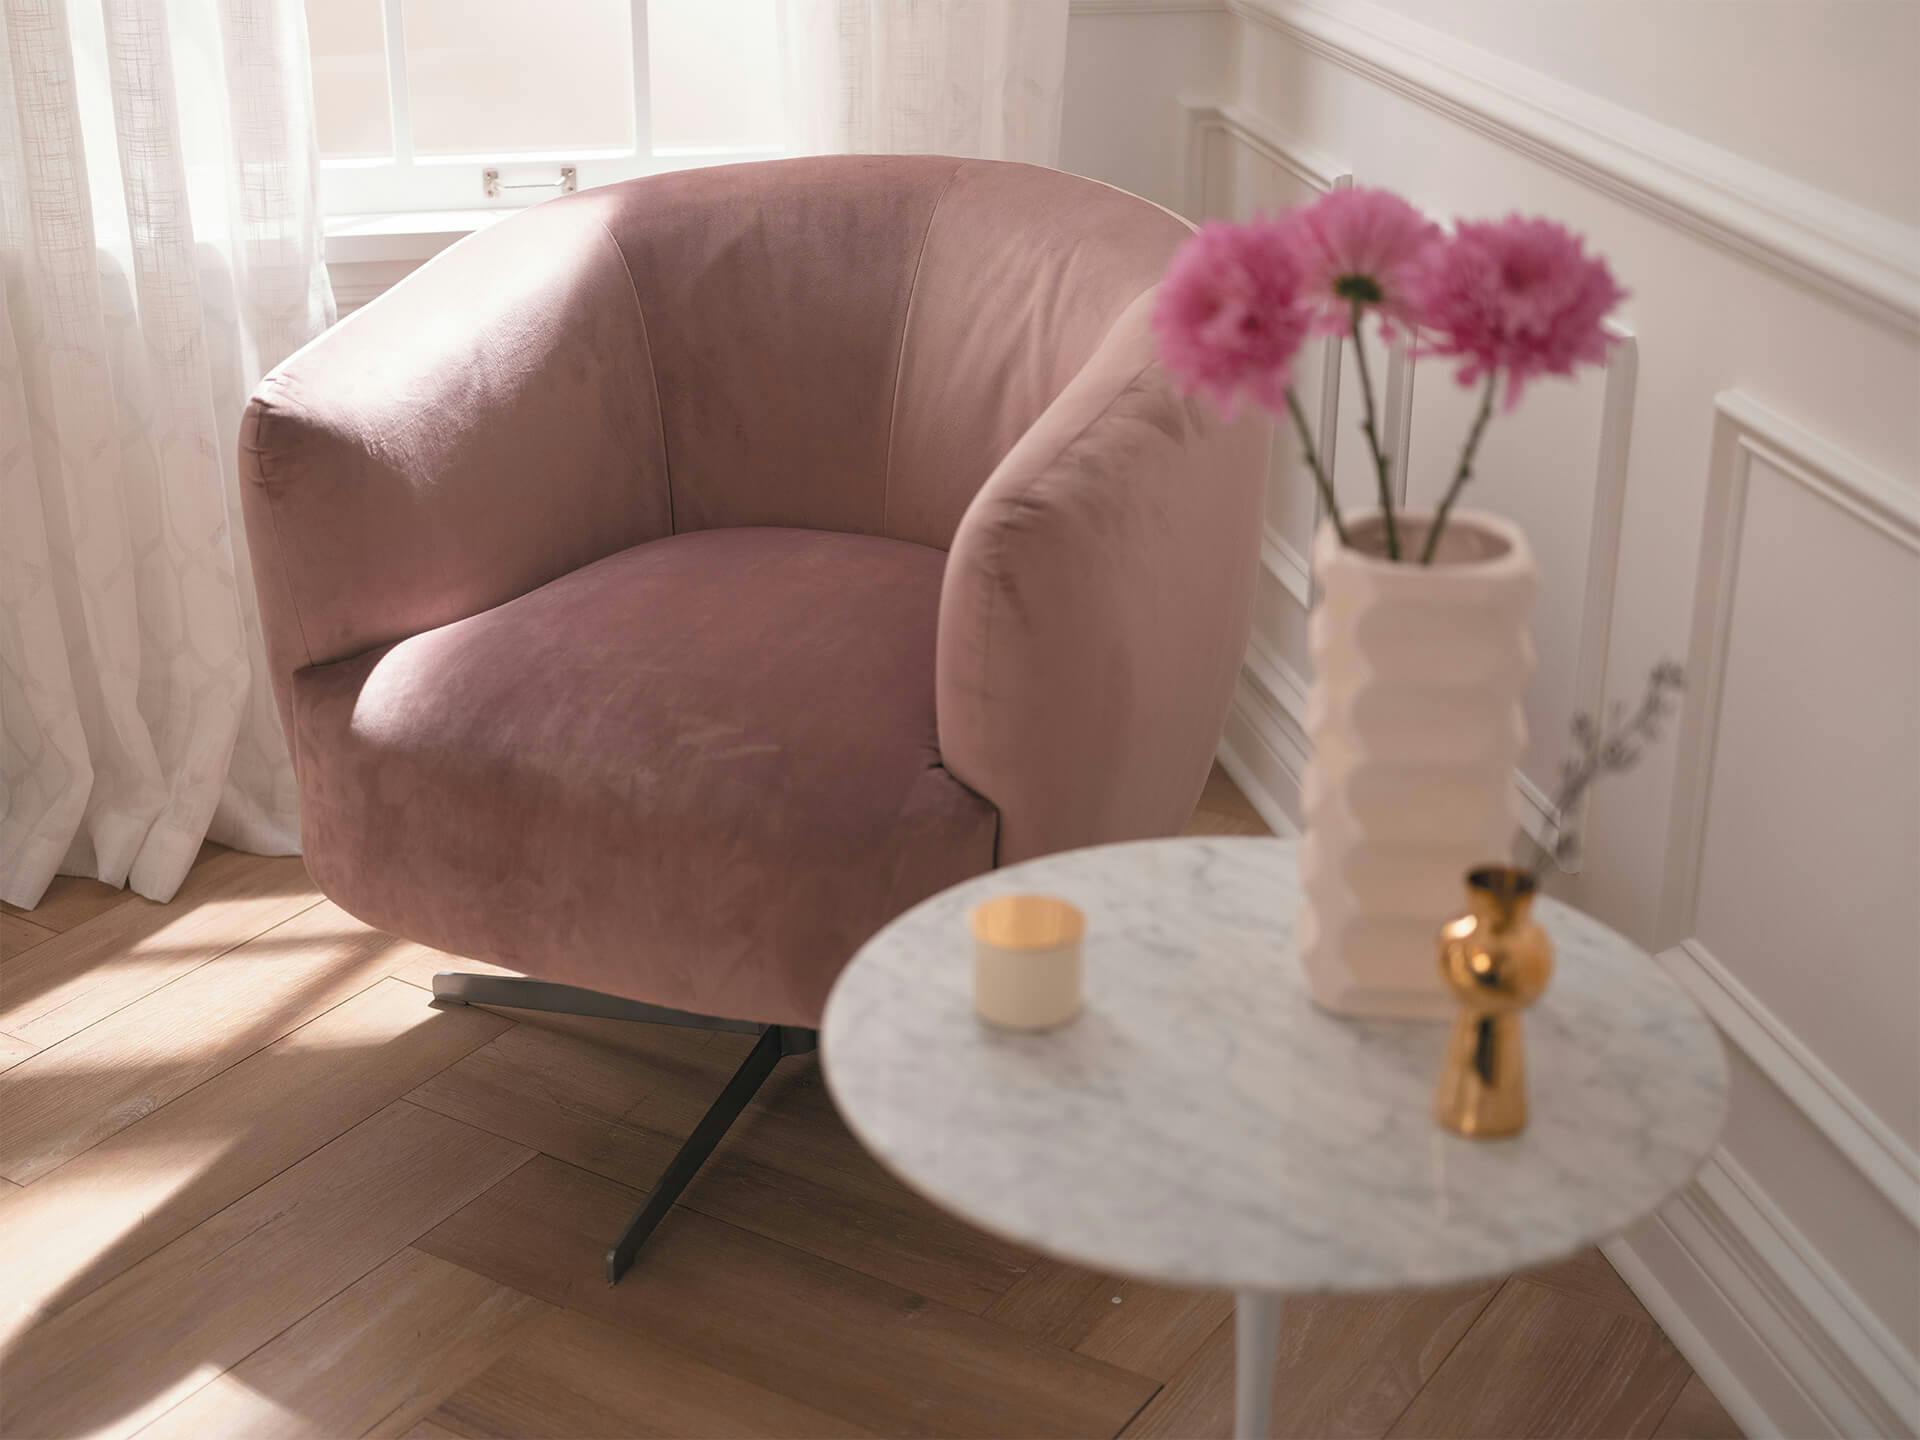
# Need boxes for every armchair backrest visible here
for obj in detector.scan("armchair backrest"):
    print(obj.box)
[880,161,1194,548]
[593,155,1192,548]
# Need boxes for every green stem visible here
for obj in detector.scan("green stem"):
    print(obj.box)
[1284,387,1349,548]
[1348,303,1399,561]
[1420,369,1500,564]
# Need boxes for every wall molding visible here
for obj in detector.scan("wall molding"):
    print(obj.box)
[1069,0,1223,13]
[1180,99,1348,201]
[1258,526,1312,608]
[1534,320,1638,873]
[1606,1146,1919,1439]
[1414,319,1635,871]
[1662,393,1920,957]
[1660,392,1919,1224]
[1218,635,1311,834]
[1225,0,1920,334]
[1662,939,1920,1234]
[1628,392,1920,1436]
[1181,99,1350,606]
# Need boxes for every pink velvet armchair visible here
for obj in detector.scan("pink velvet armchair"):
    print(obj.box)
[240,155,1265,1279]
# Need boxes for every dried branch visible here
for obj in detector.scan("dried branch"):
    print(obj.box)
[1516,660,1685,874]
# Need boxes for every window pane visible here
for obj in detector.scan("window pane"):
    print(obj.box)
[306,0,393,159]
[648,0,783,152]
[404,0,635,157]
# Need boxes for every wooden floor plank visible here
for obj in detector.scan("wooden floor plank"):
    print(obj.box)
[0,978,510,1336]
[1522,1245,1653,1320]
[1124,1279,1498,1439]
[417,1153,1157,1439]
[1,909,57,960]
[0,899,422,1184]
[985,1256,1115,1346]
[139,1246,549,1440]
[1121,1312,1237,1439]
[0,1100,531,1439]
[1077,1277,1236,1382]
[0,849,319,1051]
[987,1259,1232,1381]
[1185,764,1274,838]
[429,1304,876,1440]
[1387,1278,1691,1439]
[411,1017,1034,1313]
[1653,1374,1745,1439]
[3,869,136,934]
[0,1028,36,1074]
[386,949,523,995]
[406,1013,676,1171]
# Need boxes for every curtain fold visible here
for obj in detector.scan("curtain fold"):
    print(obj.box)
[0,0,332,909]
[780,0,1070,165]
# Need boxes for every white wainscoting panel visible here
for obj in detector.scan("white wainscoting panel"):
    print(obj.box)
[1328,326,1412,536]
[1402,321,1638,866]
[1661,393,1919,1165]
[1218,632,1311,839]
[1606,1142,1917,1440]
[1182,101,1349,611]
[1181,100,1351,826]
[1620,392,1920,1437]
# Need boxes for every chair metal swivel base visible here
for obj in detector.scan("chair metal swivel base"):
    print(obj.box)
[431,971,818,1285]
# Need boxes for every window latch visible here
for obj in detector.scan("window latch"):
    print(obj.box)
[482,165,578,200]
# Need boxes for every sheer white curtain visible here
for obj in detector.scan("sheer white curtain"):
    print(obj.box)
[1,0,333,909]
[780,0,1070,164]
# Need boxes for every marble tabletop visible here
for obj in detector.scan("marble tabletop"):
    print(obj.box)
[821,836,1728,1295]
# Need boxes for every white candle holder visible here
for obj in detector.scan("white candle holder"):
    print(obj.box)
[971,894,1085,1030]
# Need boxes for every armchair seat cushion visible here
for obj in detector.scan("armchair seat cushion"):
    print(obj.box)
[291,526,998,1025]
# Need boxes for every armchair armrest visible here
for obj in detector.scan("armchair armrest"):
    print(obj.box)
[936,293,1269,862]
[239,196,670,735]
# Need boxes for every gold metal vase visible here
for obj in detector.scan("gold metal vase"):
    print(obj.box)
[1433,866,1554,1138]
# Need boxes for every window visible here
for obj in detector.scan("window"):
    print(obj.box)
[306,0,787,216]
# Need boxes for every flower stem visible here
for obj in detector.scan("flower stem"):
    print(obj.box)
[1348,303,1399,561]
[1284,387,1349,548]
[1420,369,1499,565]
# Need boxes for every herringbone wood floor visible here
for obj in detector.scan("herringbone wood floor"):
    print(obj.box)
[0,767,1741,1438]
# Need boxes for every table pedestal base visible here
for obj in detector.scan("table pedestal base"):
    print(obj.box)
[1235,1291,1280,1439]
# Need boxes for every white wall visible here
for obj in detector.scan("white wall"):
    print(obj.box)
[1057,3,1920,1435]
[1061,3,1233,212]
[1347,0,1920,229]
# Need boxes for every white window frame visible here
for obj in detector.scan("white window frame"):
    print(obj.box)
[318,0,785,219]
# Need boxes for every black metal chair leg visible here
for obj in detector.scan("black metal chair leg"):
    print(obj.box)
[604,1023,817,1284]
[432,972,763,1036]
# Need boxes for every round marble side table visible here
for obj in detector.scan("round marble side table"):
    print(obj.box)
[821,836,1727,1439]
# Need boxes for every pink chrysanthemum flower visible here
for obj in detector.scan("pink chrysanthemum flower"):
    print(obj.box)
[1284,186,1442,337]
[1413,215,1626,409]
[1153,219,1314,417]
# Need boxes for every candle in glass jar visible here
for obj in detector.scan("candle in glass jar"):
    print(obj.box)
[971,894,1085,1030]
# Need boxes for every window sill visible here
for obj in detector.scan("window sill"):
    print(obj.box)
[323,209,521,267]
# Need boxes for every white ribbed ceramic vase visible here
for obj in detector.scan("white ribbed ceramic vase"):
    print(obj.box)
[1299,508,1536,1019]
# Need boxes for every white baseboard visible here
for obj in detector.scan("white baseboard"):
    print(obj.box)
[1619,941,1920,1440]
[1216,728,1300,839]
[1216,638,1309,837]
[1607,1148,1918,1439]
